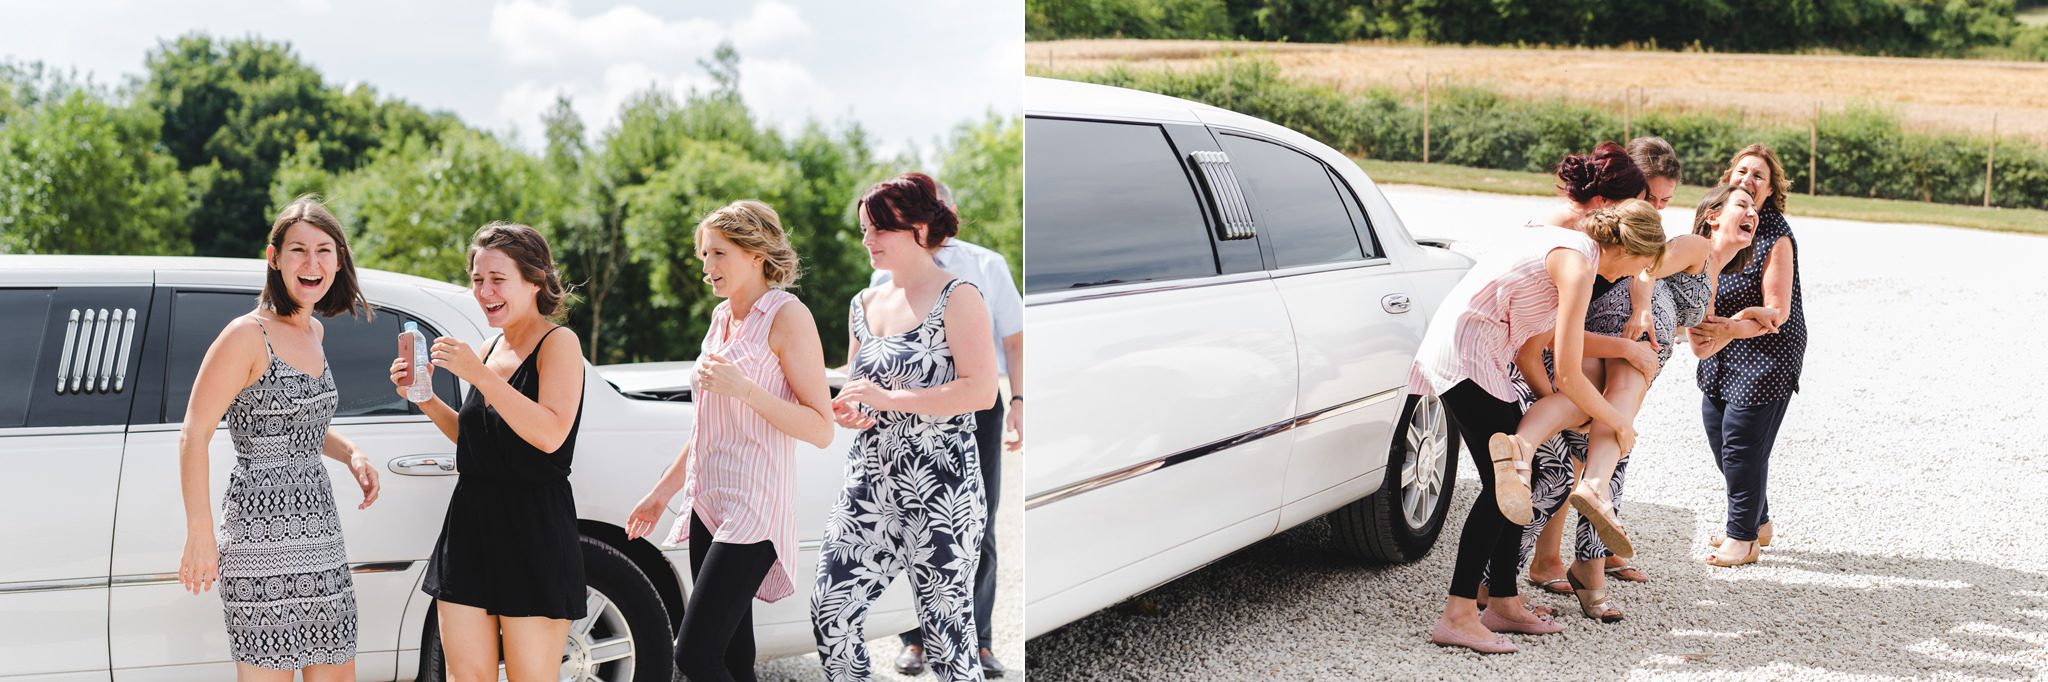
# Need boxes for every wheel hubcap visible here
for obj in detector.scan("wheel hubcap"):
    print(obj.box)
[545,588,637,682]
[1399,395,1450,529]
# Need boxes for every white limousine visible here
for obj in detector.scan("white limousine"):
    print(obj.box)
[1024,77,1476,637]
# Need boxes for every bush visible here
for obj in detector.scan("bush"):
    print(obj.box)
[1029,0,2046,62]
[1042,56,2048,210]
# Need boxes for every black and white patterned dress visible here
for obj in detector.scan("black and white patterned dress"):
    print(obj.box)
[812,280,987,682]
[217,322,357,669]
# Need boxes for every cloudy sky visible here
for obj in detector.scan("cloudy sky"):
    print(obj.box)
[0,0,1022,157]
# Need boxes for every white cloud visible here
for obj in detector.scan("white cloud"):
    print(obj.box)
[497,57,837,145]
[296,0,333,13]
[487,0,809,66]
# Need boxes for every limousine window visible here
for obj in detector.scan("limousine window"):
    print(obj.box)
[1025,117,1218,293]
[1219,133,1368,269]
[163,291,440,421]
[0,289,56,428]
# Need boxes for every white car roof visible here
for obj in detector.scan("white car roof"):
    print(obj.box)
[1027,76,1218,125]
[0,254,468,294]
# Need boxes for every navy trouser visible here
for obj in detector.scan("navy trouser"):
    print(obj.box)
[1702,395,1792,542]
[901,396,1002,651]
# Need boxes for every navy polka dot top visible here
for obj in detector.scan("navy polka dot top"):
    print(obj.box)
[1697,207,1807,405]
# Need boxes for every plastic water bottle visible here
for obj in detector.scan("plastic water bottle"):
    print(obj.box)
[402,321,433,403]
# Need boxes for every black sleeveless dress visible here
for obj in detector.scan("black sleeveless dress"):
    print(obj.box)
[422,326,587,619]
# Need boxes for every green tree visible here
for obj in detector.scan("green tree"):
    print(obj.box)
[317,128,556,283]
[140,34,452,258]
[937,113,1023,289]
[0,89,193,255]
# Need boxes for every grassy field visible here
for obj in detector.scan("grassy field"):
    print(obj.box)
[2021,6,2048,27]
[1357,158,2048,236]
[1029,40,2048,142]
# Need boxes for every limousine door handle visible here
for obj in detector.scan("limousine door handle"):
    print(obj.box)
[1382,294,1412,314]
[390,455,458,476]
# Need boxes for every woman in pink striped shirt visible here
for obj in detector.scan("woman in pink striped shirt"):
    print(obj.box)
[626,200,835,682]
[1409,201,1667,654]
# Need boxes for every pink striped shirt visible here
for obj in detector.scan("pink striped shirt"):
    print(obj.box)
[666,289,800,602]
[1408,225,1600,403]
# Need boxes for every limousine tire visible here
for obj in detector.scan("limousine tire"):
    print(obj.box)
[418,535,675,682]
[1330,393,1458,563]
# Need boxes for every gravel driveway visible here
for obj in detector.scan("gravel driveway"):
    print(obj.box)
[758,442,1025,680]
[1024,185,2048,680]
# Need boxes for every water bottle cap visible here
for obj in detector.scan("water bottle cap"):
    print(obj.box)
[404,321,418,332]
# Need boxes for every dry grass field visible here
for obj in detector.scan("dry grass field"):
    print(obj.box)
[1028,40,2048,141]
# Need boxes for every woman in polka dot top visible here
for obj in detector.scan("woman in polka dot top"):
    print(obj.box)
[1689,144,1807,567]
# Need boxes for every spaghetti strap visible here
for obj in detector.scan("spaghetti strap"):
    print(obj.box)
[253,318,275,356]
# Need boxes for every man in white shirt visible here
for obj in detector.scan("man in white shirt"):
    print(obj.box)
[880,179,1022,678]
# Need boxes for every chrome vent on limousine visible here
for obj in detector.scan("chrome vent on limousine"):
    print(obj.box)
[1188,150,1258,241]
[54,307,138,394]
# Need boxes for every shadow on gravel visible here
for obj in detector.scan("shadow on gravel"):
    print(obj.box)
[1026,485,2048,680]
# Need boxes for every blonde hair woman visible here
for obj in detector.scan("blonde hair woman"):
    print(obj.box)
[626,200,834,682]
[1409,190,1666,653]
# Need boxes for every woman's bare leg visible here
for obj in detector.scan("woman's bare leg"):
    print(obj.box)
[438,601,503,682]
[1582,359,1649,492]
[301,661,357,682]
[500,615,573,681]
[234,664,293,682]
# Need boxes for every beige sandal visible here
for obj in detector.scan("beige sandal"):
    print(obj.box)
[1488,434,1534,525]
[1709,521,1774,548]
[1568,484,1634,558]
[1705,541,1761,567]
[1565,568,1623,623]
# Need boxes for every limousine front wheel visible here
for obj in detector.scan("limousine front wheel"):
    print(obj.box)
[1329,393,1458,563]
[418,535,676,681]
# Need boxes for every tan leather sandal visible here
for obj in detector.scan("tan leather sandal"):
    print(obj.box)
[1565,568,1623,623]
[1568,484,1634,558]
[1488,433,1534,525]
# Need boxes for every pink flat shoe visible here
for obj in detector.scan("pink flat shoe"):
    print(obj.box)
[1480,604,1565,635]
[1429,622,1518,654]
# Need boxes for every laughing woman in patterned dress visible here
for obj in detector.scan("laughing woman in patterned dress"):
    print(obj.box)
[178,196,381,680]
[812,172,998,682]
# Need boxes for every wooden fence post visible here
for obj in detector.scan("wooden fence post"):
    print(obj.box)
[1809,103,1818,196]
[1623,87,1632,141]
[1987,114,1998,208]
[1422,73,1431,165]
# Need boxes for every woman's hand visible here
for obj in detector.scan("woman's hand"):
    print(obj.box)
[1622,308,1658,352]
[179,531,218,594]
[347,453,380,510]
[428,336,487,383]
[831,394,877,430]
[1615,424,1638,457]
[696,353,759,401]
[389,357,431,400]
[1621,339,1659,379]
[1733,306,1783,334]
[625,492,669,541]
[835,378,903,413]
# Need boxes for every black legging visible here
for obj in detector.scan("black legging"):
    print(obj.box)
[675,512,778,682]
[1440,380,1527,600]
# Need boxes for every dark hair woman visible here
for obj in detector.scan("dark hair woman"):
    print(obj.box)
[177,196,379,680]
[1695,145,1807,567]
[810,172,999,680]
[390,221,589,680]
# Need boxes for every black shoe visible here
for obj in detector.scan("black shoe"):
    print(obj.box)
[979,648,1006,678]
[894,645,927,676]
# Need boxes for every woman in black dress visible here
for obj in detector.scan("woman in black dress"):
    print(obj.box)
[388,222,587,680]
